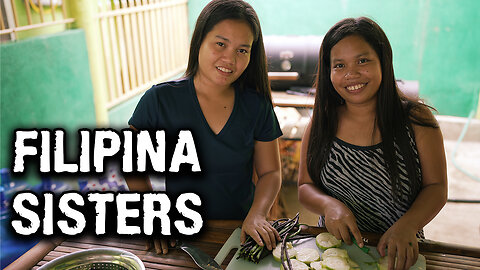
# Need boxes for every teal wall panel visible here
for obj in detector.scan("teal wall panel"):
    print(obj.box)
[418,1,480,115]
[187,0,480,116]
[0,29,96,171]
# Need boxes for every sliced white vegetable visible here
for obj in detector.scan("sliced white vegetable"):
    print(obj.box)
[348,258,360,269]
[310,260,323,270]
[315,232,342,250]
[321,247,349,259]
[280,259,309,270]
[377,256,389,270]
[377,256,402,270]
[295,247,320,264]
[273,242,296,262]
[322,256,351,270]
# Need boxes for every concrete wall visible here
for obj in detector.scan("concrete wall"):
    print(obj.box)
[0,29,96,172]
[188,0,480,117]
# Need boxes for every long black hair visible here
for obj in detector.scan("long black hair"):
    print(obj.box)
[307,17,438,200]
[184,0,272,101]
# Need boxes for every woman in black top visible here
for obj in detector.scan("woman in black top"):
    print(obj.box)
[127,0,282,255]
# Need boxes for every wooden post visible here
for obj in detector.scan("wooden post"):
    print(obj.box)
[476,90,480,119]
[66,0,109,126]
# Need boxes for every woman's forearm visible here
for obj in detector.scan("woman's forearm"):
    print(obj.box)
[126,126,153,192]
[249,170,281,217]
[395,182,447,231]
[298,182,341,216]
[125,175,152,191]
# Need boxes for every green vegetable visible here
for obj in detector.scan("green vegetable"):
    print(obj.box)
[237,213,301,264]
[322,256,351,270]
[295,247,320,264]
[315,232,342,250]
[273,242,296,262]
[321,248,349,259]
[280,259,309,270]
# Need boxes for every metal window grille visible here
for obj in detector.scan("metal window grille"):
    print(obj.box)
[0,0,74,42]
[1,0,189,112]
[98,0,189,109]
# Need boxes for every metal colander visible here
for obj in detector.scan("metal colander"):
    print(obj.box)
[38,248,145,270]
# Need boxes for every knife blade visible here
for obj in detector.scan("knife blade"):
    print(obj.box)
[299,224,382,246]
[176,240,223,270]
[300,225,480,258]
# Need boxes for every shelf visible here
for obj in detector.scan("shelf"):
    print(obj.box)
[272,91,314,108]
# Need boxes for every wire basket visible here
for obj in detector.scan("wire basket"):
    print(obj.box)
[38,248,145,270]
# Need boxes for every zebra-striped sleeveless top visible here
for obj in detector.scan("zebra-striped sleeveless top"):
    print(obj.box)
[317,132,424,238]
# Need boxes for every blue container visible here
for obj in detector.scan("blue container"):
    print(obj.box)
[0,168,40,268]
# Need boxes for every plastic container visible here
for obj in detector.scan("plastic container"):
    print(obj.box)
[0,168,41,268]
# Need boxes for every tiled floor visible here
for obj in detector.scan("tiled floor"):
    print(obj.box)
[280,116,480,249]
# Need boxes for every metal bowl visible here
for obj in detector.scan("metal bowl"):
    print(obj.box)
[38,248,145,270]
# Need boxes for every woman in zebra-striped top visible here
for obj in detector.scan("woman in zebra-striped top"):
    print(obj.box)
[298,17,447,270]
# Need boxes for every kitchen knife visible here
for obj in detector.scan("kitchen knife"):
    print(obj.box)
[299,225,480,258]
[299,225,382,246]
[176,240,223,270]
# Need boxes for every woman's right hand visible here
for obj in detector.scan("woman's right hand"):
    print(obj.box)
[324,200,364,247]
[146,238,176,254]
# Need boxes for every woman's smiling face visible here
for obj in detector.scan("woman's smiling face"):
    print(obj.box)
[330,35,382,107]
[196,19,254,89]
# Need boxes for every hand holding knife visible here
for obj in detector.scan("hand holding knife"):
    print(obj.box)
[298,225,480,258]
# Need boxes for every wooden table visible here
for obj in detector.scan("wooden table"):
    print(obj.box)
[6,221,480,270]
[6,221,242,270]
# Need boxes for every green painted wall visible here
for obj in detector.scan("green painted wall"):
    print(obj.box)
[0,29,96,174]
[188,0,480,117]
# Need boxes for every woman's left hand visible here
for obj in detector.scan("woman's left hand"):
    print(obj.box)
[240,212,281,251]
[377,221,419,270]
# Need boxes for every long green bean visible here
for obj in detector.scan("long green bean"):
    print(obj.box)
[237,213,301,264]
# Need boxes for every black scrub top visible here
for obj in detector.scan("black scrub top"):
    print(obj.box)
[128,77,282,219]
